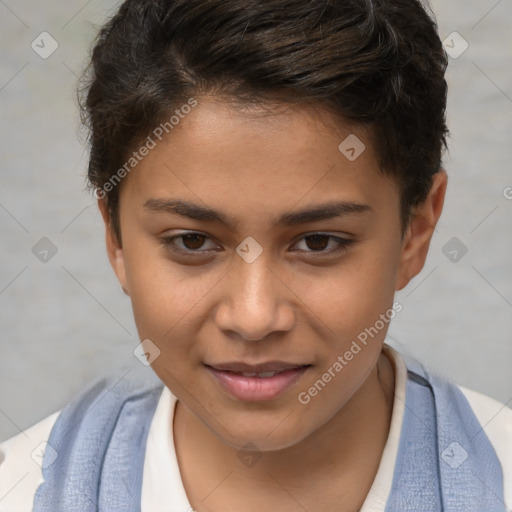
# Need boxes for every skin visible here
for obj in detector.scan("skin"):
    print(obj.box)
[98,96,447,512]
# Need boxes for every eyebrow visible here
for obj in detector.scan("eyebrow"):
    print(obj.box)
[143,198,372,230]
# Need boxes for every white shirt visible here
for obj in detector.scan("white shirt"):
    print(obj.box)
[1,345,511,511]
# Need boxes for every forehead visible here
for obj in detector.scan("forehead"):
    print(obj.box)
[119,97,399,224]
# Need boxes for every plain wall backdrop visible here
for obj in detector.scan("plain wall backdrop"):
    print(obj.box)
[1,0,511,442]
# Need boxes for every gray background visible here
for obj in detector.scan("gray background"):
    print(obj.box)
[0,0,511,443]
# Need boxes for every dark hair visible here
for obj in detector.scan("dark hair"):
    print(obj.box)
[80,0,448,243]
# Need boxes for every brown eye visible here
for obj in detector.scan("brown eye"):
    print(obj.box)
[292,233,354,256]
[181,233,207,250]
[160,232,219,254]
[304,234,330,251]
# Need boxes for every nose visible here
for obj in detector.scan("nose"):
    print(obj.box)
[214,255,295,341]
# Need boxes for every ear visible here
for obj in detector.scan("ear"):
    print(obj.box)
[395,170,447,291]
[97,198,130,296]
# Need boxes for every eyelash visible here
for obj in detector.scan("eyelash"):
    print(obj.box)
[160,232,354,258]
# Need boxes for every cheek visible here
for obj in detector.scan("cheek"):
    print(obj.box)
[292,248,400,426]
[122,241,198,333]
[292,244,400,341]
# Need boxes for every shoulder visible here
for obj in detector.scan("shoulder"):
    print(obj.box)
[0,369,163,512]
[456,384,512,504]
[458,385,512,509]
[0,411,60,512]
[390,346,511,507]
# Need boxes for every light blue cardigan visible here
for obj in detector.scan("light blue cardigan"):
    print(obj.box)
[33,356,506,511]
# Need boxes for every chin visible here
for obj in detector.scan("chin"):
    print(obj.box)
[206,412,314,452]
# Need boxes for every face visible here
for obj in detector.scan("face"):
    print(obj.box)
[100,96,445,451]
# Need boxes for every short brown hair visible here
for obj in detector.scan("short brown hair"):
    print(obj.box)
[80,0,449,243]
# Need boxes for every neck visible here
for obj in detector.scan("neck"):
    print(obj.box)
[173,350,395,512]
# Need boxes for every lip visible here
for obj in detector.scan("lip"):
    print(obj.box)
[206,360,307,373]
[205,363,310,402]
